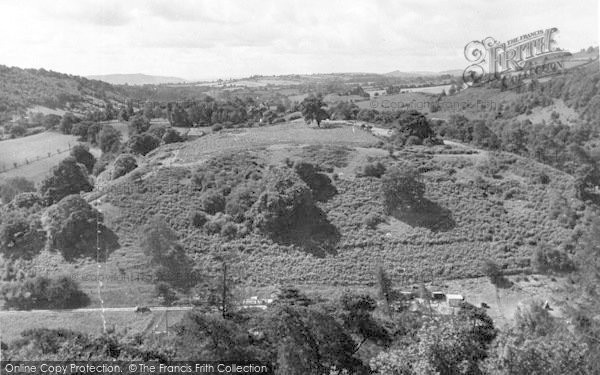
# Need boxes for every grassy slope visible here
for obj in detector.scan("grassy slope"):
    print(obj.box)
[0,131,79,183]
[0,121,132,184]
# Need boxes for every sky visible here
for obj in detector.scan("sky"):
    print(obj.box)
[0,0,597,80]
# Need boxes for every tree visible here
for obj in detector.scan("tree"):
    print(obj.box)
[0,177,35,204]
[201,191,226,214]
[71,122,89,141]
[98,125,122,153]
[513,300,557,338]
[7,123,26,137]
[330,102,359,120]
[249,167,315,236]
[39,157,93,205]
[173,312,263,361]
[9,192,43,209]
[59,113,78,134]
[127,133,160,155]
[485,331,590,375]
[128,114,151,135]
[148,123,168,139]
[339,292,390,353]
[112,154,137,179]
[265,305,363,374]
[92,152,115,176]
[156,282,177,306]
[168,103,192,127]
[358,162,386,178]
[576,215,600,294]
[205,249,241,319]
[396,110,435,141]
[139,216,197,289]
[70,144,95,173]
[163,128,184,144]
[443,114,473,142]
[273,287,314,307]
[143,102,155,120]
[86,122,102,145]
[43,195,112,260]
[42,114,61,130]
[300,94,329,127]
[5,328,174,361]
[485,300,588,374]
[0,208,44,260]
[118,107,130,122]
[0,276,90,310]
[381,166,425,213]
[372,306,496,375]
[482,259,508,286]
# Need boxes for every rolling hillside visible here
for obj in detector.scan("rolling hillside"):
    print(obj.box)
[87,73,188,85]
[0,65,128,116]
[7,122,585,310]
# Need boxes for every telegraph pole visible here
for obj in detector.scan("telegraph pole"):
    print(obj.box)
[165,308,169,335]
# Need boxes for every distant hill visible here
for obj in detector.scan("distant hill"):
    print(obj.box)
[385,69,463,78]
[0,65,127,116]
[87,73,188,85]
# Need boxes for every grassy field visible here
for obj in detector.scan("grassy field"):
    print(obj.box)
[0,121,135,184]
[174,121,380,163]
[0,131,79,184]
[0,309,188,342]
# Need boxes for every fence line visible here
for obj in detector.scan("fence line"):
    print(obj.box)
[0,143,72,174]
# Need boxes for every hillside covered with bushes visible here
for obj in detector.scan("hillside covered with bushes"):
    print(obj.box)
[0,65,127,117]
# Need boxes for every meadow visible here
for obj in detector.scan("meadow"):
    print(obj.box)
[0,131,79,183]
[0,308,188,342]
[175,121,380,162]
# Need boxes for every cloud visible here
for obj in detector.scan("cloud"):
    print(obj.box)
[39,0,134,27]
[0,0,596,78]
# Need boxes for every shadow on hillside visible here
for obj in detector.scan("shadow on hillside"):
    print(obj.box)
[272,207,340,258]
[98,227,121,261]
[392,199,456,232]
[60,226,120,262]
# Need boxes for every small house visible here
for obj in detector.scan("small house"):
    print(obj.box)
[447,294,465,307]
[431,292,446,301]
